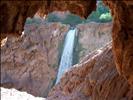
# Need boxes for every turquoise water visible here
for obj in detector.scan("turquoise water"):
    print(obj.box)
[56,29,76,84]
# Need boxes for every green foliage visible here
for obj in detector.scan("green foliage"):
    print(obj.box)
[46,13,84,25]
[46,1,111,24]
[25,18,42,25]
[46,13,61,22]
[26,1,112,25]
[99,13,112,22]
[86,1,112,23]
[62,14,83,25]
[25,18,33,24]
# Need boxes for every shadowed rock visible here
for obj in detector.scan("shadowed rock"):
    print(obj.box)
[48,43,133,100]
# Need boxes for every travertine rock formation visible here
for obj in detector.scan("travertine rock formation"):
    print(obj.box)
[1,22,69,97]
[77,22,112,60]
[48,43,133,100]
[0,0,132,86]
[0,0,133,99]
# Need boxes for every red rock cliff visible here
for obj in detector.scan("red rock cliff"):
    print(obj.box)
[103,0,133,86]
[0,0,133,98]
[1,22,69,97]
[48,43,133,100]
[0,0,96,35]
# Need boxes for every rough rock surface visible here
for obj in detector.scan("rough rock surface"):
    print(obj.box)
[1,87,45,100]
[1,0,132,86]
[103,1,133,86]
[1,22,69,97]
[48,43,133,100]
[77,22,112,60]
[0,0,96,35]
[0,0,133,99]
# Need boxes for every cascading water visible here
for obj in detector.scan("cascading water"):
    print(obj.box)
[55,28,76,84]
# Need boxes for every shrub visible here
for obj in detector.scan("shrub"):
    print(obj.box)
[46,12,84,25]
[46,13,61,22]
[86,1,112,23]
[99,13,112,22]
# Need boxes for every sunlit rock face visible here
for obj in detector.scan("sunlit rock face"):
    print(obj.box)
[48,43,133,100]
[1,22,69,97]
[77,22,112,61]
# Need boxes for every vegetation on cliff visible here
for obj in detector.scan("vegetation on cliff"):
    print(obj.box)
[46,1,112,25]
[86,1,112,23]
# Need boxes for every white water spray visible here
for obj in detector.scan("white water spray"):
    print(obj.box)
[56,28,76,84]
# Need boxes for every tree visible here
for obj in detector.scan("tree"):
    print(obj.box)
[46,12,84,25]
[86,1,112,23]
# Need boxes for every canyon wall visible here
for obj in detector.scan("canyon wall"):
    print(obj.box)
[1,21,113,98]
[1,21,69,97]
[76,22,112,61]
[0,0,95,36]
[1,0,132,86]
[48,43,133,100]
[0,0,133,99]
[103,1,133,86]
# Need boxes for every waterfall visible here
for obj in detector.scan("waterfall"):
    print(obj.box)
[56,28,76,84]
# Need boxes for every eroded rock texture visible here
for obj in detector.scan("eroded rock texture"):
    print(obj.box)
[0,0,133,99]
[0,0,132,86]
[103,0,133,86]
[0,0,48,35]
[77,22,112,60]
[1,22,69,97]
[0,0,96,35]
[48,43,133,100]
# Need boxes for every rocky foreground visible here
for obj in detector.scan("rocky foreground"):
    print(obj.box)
[47,43,133,100]
[2,42,133,100]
